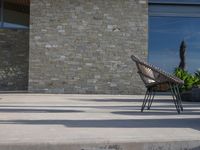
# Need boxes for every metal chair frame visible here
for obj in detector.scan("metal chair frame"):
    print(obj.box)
[131,55,184,114]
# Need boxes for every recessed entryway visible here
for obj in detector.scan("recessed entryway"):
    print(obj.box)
[0,0,30,91]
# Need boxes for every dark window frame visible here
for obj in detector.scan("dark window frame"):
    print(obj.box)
[0,0,30,29]
[149,0,200,18]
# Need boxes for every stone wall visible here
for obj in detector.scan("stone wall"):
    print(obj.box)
[29,0,148,94]
[0,29,29,91]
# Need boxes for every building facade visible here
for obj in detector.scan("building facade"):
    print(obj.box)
[0,0,148,94]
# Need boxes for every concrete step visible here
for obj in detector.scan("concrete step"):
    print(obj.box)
[1,140,200,150]
[1,94,200,150]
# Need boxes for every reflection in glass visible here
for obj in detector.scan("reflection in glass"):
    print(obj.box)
[3,0,29,28]
[149,16,200,73]
[0,0,2,26]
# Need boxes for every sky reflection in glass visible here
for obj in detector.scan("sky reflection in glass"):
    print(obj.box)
[149,16,200,73]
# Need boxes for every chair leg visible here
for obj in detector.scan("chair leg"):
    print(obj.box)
[141,89,148,112]
[147,90,155,110]
[169,83,178,109]
[173,85,182,112]
[172,84,183,112]
[169,83,180,114]
[141,88,151,112]
[171,84,180,109]
[175,85,183,111]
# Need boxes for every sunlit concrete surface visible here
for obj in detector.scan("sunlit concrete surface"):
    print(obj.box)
[0,94,200,150]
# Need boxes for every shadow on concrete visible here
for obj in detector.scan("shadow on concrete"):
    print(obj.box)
[112,110,200,116]
[0,108,84,113]
[72,98,200,106]
[76,98,145,103]
[75,98,174,103]
[0,105,199,115]
[1,104,200,108]
[191,146,200,150]
[0,105,170,108]
[0,118,200,131]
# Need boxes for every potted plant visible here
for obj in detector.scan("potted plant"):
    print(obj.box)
[174,68,200,102]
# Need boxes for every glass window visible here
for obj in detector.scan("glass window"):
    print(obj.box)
[149,2,200,73]
[1,0,30,28]
[0,0,2,26]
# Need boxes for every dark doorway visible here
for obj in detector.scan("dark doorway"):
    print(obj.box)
[0,0,30,91]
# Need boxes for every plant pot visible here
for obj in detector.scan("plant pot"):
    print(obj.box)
[181,87,200,102]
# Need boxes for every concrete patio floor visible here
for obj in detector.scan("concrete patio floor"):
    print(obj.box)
[0,94,200,150]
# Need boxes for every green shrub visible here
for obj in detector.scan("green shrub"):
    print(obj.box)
[174,68,200,92]
[195,70,200,78]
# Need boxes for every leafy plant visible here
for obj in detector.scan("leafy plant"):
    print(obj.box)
[174,68,200,92]
[195,70,200,78]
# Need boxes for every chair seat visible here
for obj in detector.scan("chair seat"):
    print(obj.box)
[146,82,170,92]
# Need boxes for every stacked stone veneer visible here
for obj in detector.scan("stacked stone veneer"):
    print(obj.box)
[29,0,148,94]
[0,29,29,91]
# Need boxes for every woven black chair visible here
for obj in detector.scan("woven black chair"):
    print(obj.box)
[131,55,184,114]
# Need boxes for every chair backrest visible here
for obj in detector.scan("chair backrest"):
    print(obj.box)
[131,55,156,86]
[131,55,184,86]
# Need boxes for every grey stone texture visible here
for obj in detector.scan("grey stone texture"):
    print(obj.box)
[0,29,29,91]
[29,0,148,94]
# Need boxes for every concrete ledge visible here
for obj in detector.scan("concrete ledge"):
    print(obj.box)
[1,141,200,150]
[0,94,200,150]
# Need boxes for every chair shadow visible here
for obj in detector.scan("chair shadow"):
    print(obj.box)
[0,101,200,115]
[74,98,200,105]
[112,109,200,116]
[75,98,174,103]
